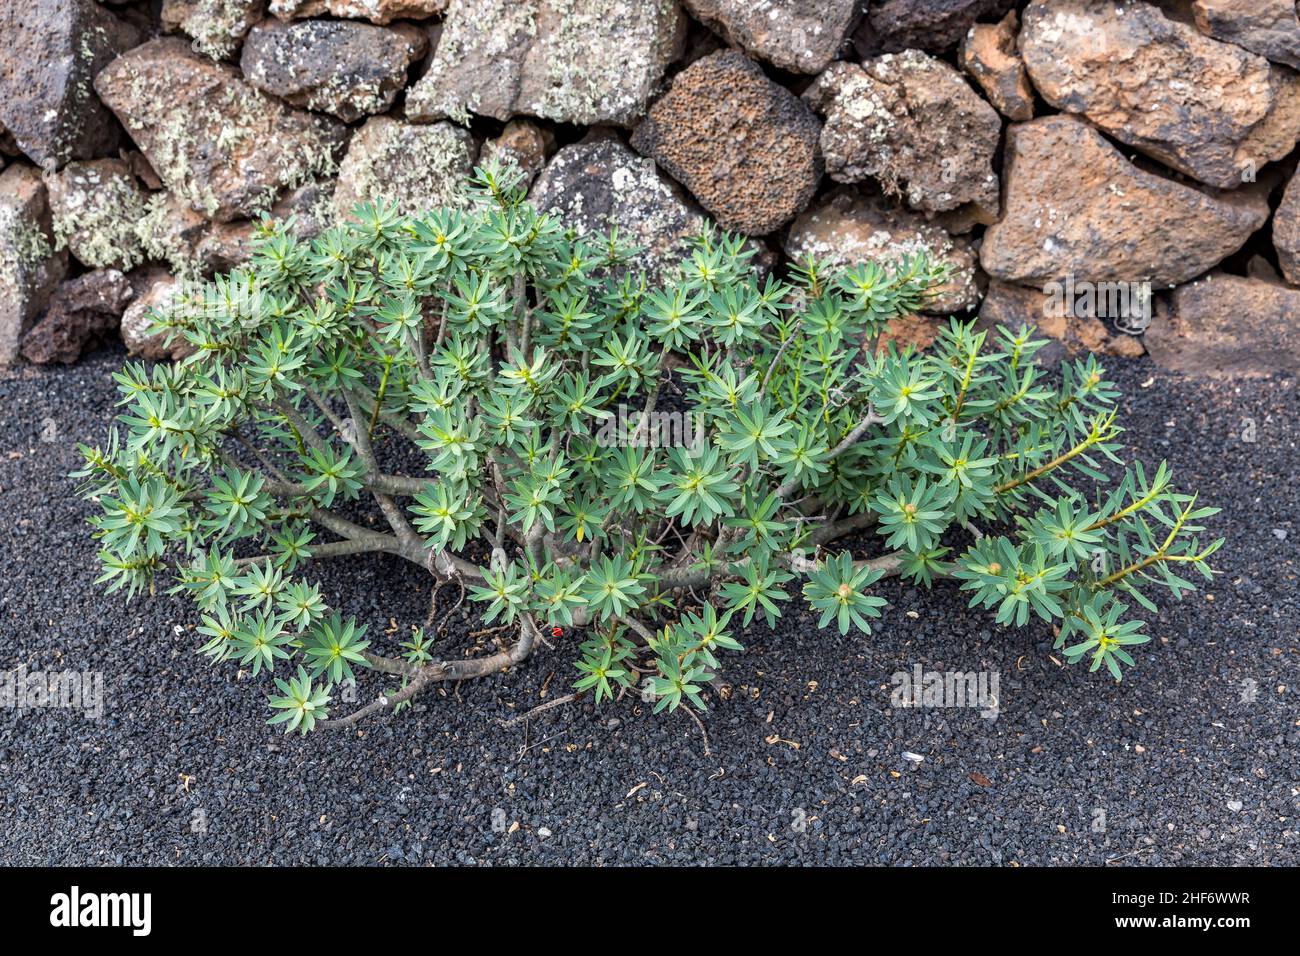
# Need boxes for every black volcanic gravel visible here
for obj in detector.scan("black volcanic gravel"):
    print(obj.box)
[0,347,1296,865]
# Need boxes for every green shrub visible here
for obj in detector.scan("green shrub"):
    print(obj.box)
[76,164,1221,733]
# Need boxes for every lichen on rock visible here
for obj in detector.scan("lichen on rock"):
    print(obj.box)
[1,163,68,364]
[240,17,428,122]
[804,51,1002,222]
[332,117,475,220]
[529,133,708,285]
[45,159,148,271]
[95,37,347,223]
[269,0,447,24]
[785,188,980,315]
[161,0,267,60]
[406,0,685,126]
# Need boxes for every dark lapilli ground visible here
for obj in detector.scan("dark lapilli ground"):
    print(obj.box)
[0,347,1296,865]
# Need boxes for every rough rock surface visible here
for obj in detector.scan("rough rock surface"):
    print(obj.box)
[977,279,1145,362]
[241,18,427,122]
[269,0,447,23]
[201,180,336,271]
[529,134,705,284]
[0,0,142,168]
[406,0,686,126]
[136,192,213,280]
[804,51,1001,220]
[138,180,336,278]
[630,50,821,236]
[1020,0,1300,190]
[162,0,267,59]
[95,37,346,223]
[333,117,474,219]
[980,116,1270,287]
[44,159,148,271]
[1,165,67,364]
[681,0,860,74]
[1272,169,1300,283]
[854,0,1017,54]
[1145,273,1300,376]
[480,120,556,188]
[120,269,192,361]
[958,11,1033,121]
[1193,0,1300,70]
[784,189,980,314]
[20,269,133,365]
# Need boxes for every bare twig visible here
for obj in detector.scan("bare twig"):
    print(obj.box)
[320,615,541,730]
[679,705,712,757]
[498,692,580,727]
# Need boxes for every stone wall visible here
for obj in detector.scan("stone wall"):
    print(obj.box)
[2,0,1299,375]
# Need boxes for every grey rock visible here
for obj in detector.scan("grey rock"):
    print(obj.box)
[681,0,860,74]
[20,269,133,365]
[1193,0,1300,70]
[804,51,1001,221]
[0,0,142,168]
[241,18,428,122]
[333,117,475,219]
[45,159,148,271]
[269,0,447,24]
[162,0,267,59]
[854,0,1017,55]
[0,163,68,364]
[529,133,705,285]
[406,0,686,126]
[784,188,980,315]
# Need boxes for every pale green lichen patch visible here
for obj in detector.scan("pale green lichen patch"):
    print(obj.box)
[333,119,472,220]
[0,203,53,298]
[135,193,209,281]
[48,162,148,270]
[97,39,345,223]
[164,0,263,61]
[407,0,681,125]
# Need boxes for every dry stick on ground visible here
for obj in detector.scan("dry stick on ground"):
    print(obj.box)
[679,704,712,757]
[321,614,541,730]
[497,691,582,727]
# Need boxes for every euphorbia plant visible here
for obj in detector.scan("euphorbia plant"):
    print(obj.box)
[76,163,1221,733]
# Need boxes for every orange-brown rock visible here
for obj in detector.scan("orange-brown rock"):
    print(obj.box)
[958,11,1033,121]
[1020,0,1300,189]
[981,116,1269,287]
[1146,273,1300,376]
[631,50,821,236]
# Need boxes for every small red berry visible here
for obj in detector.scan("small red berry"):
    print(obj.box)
[551,625,564,638]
